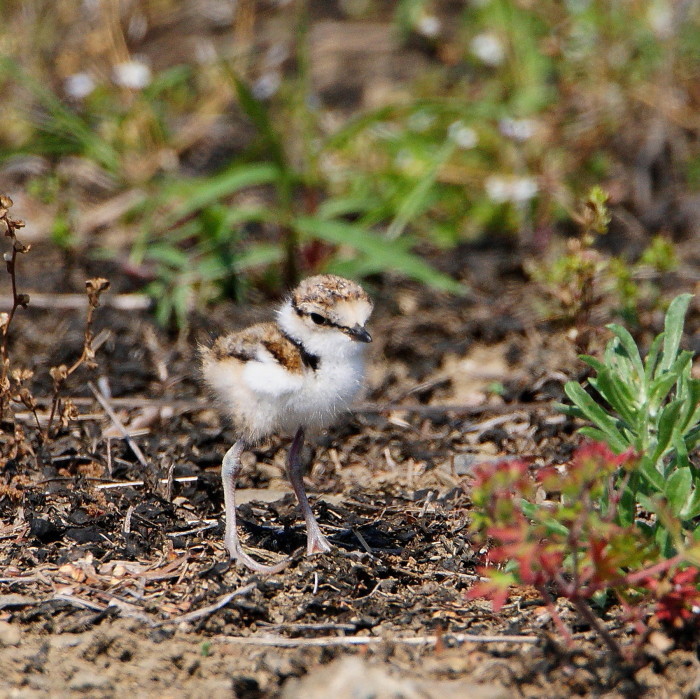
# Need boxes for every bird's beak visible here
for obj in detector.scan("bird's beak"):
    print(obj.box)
[348,324,372,343]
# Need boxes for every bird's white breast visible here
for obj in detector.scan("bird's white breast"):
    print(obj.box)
[242,340,366,436]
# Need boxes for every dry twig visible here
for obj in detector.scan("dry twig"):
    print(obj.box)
[212,632,539,648]
[88,381,150,472]
[45,279,111,438]
[160,583,257,625]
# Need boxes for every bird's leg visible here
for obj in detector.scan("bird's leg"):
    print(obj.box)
[221,440,289,574]
[286,427,332,556]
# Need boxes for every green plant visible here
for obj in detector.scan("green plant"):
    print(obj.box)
[527,185,680,331]
[136,76,464,327]
[561,293,700,553]
[526,186,611,326]
[468,442,700,662]
[3,1,699,327]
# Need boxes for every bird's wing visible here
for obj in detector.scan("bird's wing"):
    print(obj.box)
[240,324,306,395]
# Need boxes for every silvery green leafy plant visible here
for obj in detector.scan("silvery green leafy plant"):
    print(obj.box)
[561,294,700,552]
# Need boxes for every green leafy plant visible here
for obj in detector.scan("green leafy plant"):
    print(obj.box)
[561,294,700,552]
[468,442,700,661]
[135,76,464,326]
[525,187,680,332]
[525,186,612,326]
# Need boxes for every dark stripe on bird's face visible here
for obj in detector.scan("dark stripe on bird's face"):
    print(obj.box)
[292,300,372,342]
[292,300,371,343]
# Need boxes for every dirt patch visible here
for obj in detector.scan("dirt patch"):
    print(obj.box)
[1,240,699,697]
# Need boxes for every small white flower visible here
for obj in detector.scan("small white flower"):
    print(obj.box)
[448,121,478,149]
[470,33,505,66]
[112,60,151,89]
[647,1,674,39]
[194,39,218,65]
[416,15,441,38]
[485,175,538,203]
[511,176,538,202]
[265,44,289,69]
[407,111,436,132]
[485,175,512,203]
[499,117,537,142]
[64,73,95,99]
[252,72,281,100]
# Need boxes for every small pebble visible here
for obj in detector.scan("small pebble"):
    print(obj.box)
[0,621,20,646]
[68,671,114,692]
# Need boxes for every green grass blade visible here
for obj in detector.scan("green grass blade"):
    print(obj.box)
[0,57,121,173]
[235,243,285,270]
[385,141,455,240]
[147,243,190,268]
[293,216,465,293]
[226,70,286,170]
[160,163,282,226]
[317,195,383,220]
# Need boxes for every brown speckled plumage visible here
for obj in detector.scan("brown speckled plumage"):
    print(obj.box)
[206,323,310,375]
[292,274,372,313]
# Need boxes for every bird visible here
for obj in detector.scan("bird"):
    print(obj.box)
[200,274,373,573]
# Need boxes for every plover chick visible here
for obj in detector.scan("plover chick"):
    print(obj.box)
[201,274,373,573]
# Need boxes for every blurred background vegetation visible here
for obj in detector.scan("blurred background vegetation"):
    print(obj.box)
[1,0,699,328]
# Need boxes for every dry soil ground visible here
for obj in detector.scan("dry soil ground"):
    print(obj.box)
[1,242,700,698]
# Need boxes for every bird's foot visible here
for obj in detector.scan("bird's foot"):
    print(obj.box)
[227,540,290,575]
[306,532,332,556]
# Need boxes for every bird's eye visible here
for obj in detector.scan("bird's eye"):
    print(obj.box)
[310,313,326,325]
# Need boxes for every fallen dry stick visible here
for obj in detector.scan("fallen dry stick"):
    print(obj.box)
[0,293,151,311]
[161,583,257,626]
[212,632,539,648]
[88,381,150,471]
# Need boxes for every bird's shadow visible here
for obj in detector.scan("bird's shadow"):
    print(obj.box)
[234,496,410,559]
